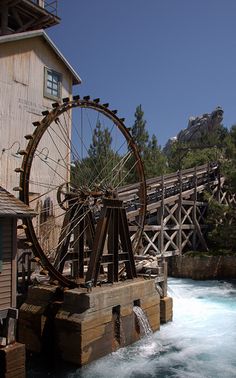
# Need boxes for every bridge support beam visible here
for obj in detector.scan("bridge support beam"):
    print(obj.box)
[141,163,233,257]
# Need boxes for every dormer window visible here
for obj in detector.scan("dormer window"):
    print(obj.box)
[44,67,62,100]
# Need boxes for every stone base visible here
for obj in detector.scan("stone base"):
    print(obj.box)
[18,285,59,354]
[160,297,173,323]
[0,342,25,378]
[56,279,160,365]
[19,278,172,366]
[19,278,166,366]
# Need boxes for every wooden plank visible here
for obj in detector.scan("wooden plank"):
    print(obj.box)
[13,51,30,85]
[0,282,11,290]
[143,224,206,232]
[0,287,11,296]
[0,300,11,310]
[0,223,2,272]
[0,268,12,277]
[0,292,12,300]
[0,263,12,271]
[11,219,17,308]
[0,223,12,307]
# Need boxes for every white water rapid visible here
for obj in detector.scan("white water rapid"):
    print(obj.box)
[27,278,236,378]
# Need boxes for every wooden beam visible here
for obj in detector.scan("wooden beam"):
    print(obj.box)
[11,6,23,28]
[1,4,9,35]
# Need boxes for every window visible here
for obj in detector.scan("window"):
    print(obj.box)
[44,68,62,100]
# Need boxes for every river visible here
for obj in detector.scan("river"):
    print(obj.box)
[27,278,236,377]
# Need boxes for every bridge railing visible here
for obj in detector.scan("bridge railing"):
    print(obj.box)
[120,163,219,218]
[30,0,58,16]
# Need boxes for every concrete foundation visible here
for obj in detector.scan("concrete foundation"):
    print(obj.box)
[19,278,172,366]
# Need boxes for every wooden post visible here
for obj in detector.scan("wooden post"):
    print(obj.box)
[11,219,17,308]
[177,170,183,254]
[158,175,165,255]
[37,0,45,8]
[193,167,208,251]
[1,4,9,35]
[192,167,197,250]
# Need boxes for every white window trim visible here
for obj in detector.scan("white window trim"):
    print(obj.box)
[44,67,62,101]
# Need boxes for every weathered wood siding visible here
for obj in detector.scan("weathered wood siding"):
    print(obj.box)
[0,218,16,310]
[0,36,73,193]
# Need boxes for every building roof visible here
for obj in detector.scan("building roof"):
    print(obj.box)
[0,187,37,218]
[0,30,81,85]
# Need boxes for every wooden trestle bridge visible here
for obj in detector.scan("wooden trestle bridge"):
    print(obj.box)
[122,162,233,258]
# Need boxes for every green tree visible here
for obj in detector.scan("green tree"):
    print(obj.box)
[144,135,167,178]
[205,194,236,254]
[127,105,167,182]
[131,105,149,157]
[223,125,236,192]
[71,120,120,188]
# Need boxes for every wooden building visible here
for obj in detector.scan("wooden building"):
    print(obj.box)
[0,186,35,377]
[0,29,81,193]
[0,186,36,312]
[0,186,36,337]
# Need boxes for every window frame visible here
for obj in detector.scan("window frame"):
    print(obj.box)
[44,67,62,101]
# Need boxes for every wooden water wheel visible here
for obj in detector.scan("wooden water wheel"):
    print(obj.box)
[17,96,146,287]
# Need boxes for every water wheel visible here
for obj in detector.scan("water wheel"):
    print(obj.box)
[18,96,146,287]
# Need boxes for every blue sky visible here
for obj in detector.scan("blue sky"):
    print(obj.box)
[48,0,236,146]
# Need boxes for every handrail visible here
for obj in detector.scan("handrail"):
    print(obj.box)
[119,162,219,205]
[30,0,58,16]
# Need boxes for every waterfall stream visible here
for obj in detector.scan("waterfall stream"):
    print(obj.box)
[133,305,153,336]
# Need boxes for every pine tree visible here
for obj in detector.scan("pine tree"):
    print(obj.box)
[131,105,149,157]
[144,135,167,178]
[71,120,120,188]
[126,105,167,182]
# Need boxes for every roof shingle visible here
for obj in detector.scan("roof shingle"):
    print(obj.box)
[0,186,37,218]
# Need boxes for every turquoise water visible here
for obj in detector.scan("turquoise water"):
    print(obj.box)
[27,278,236,378]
